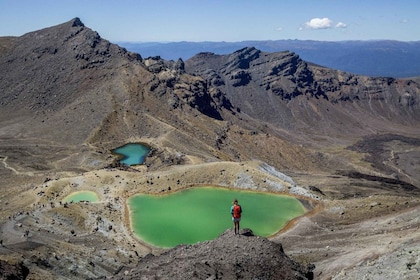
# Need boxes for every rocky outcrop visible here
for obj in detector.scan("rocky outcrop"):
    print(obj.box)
[185,49,307,127]
[115,229,314,280]
[186,47,321,101]
[0,260,29,279]
[144,55,232,120]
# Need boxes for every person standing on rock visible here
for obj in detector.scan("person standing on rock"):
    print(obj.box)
[230,199,242,235]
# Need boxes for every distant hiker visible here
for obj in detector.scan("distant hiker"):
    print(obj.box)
[230,199,242,235]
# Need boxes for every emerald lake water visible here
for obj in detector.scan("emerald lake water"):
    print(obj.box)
[113,143,150,166]
[128,187,306,248]
[63,191,99,203]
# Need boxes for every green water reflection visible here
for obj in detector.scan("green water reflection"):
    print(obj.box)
[113,143,150,166]
[128,187,305,248]
[63,191,99,203]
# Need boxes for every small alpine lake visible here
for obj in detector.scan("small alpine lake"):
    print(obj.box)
[113,143,150,166]
[63,191,99,203]
[128,186,306,248]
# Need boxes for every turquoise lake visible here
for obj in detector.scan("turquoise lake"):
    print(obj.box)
[128,186,306,248]
[113,143,150,166]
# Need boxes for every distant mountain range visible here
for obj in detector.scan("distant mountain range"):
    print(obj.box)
[118,40,420,78]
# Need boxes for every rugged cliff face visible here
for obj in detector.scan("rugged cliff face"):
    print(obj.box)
[0,18,419,280]
[185,47,420,139]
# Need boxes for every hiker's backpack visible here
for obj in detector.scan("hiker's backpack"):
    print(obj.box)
[233,204,242,218]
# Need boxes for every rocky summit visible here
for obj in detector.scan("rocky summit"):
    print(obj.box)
[115,229,314,280]
[0,18,419,279]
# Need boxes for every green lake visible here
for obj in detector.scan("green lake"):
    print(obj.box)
[113,143,150,166]
[63,191,99,203]
[128,186,306,248]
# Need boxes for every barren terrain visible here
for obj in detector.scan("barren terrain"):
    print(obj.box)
[0,18,419,279]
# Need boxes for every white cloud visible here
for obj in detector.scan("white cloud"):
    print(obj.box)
[400,19,409,24]
[336,22,347,28]
[276,27,283,31]
[305,18,333,29]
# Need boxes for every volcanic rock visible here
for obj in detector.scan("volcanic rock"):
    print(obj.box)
[114,229,314,280]
[0,260,29,279]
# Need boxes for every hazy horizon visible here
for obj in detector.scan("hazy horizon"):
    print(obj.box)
[114,38,420,44]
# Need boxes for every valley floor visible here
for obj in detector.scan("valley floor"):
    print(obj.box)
[0,139,419,279]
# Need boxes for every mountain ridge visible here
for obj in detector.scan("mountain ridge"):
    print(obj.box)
[184,46,419,139]
[119,39,420,78]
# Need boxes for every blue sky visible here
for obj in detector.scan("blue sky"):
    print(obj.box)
[0,0,419,42]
